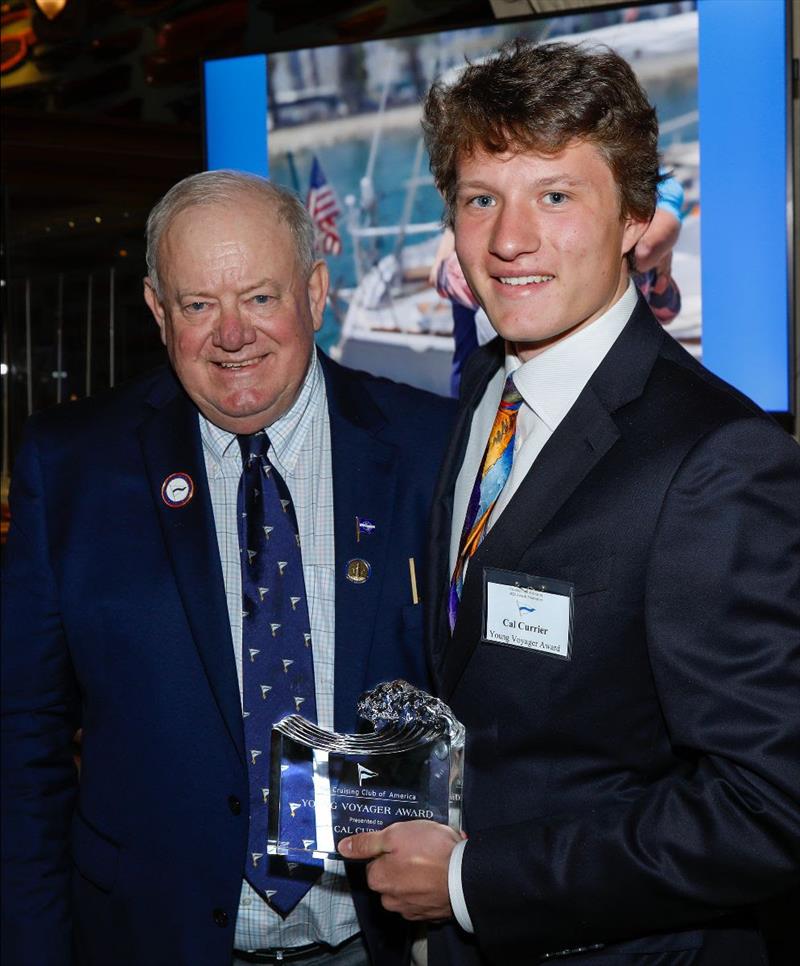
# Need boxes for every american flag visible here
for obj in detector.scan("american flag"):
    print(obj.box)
[306,156,342,256]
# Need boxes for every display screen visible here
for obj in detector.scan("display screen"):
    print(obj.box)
[204,0,792,416]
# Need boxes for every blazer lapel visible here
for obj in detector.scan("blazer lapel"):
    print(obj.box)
[439,299,665,699]
[426,340,504,679]
[138,372,245,764]
[440,385,619,698]
[320,354,399,732]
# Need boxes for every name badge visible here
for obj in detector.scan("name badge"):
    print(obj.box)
[482,567,574,660]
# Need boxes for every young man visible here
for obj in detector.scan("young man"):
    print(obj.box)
[1,171,455,966]
[340,41,800,965]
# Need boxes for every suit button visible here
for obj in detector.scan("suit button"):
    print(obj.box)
[228,795,241,815]
[213,908,229,927]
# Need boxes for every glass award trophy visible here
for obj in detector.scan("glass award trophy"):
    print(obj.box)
[267,680,465,861]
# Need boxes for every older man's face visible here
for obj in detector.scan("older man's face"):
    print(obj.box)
[144,197,327,434]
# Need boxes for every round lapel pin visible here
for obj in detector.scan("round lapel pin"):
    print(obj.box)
[345,558,371,584]
[161,472,194,508]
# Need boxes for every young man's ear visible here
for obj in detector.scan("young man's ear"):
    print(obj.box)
[621,214,651,266]
[143,278,167,345]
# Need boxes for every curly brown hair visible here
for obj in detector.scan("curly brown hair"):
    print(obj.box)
[422,39,661,230]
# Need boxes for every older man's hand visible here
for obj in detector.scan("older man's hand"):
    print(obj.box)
[338,820,462,921]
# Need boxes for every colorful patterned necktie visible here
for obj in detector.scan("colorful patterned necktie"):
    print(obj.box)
[449,375,524,630]
[237,431,322,917]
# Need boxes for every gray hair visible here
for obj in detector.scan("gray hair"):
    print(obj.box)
[145,169,316,298]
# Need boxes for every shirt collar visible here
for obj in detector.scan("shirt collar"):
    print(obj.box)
[505,281,637,430]
[199,349,322,470]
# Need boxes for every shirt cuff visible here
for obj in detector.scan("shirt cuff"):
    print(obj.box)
[448,838,475,934]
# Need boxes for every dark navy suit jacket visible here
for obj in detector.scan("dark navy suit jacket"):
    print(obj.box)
[1,351,456,966]
[425,300,800,965]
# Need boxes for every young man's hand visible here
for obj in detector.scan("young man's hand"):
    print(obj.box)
[339,820,463,921]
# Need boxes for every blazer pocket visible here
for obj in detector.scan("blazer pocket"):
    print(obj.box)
[72,810,120,894]
[575,927,705,959]
[401,602,424,633]
[563,553,615,597]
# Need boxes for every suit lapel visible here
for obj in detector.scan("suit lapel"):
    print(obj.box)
[139,373,245,764]
[426,341,504,679]
[320,354,399,732]
[440,385,620,698]
[439,299,665,699]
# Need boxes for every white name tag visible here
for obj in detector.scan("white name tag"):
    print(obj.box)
[482,567,574,660]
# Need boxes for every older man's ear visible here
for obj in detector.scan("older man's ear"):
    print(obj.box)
[143,277,168,344]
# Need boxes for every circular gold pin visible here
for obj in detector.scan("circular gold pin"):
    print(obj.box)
[345,558,371,584]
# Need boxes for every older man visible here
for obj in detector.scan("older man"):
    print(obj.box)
[340,40,800,965]
[1,171,454,966]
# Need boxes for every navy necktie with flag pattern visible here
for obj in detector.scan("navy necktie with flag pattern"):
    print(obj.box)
[237,430,323,917]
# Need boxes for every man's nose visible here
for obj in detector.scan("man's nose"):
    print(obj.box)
[213,307,256,350]
[489,204,541,261]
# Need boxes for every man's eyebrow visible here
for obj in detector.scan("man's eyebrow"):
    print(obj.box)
[174,277,279,300]
[532,174,588,188]
[456,174,589,191]
[240,277,279,294]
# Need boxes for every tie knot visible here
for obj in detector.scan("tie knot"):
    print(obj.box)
[501,374,523,410]
[237,430,270,467]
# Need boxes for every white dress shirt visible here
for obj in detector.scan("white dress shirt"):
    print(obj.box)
[448,282,638,933]
[199,350,360,950]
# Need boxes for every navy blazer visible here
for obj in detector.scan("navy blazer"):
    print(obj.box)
[1,351,456,966]
[425,299,800,965]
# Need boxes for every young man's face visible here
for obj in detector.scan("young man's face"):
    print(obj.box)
[453,140,649,360]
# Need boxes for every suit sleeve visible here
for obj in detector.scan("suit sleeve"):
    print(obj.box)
[1,425,80,966]
[459,415,800,954]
